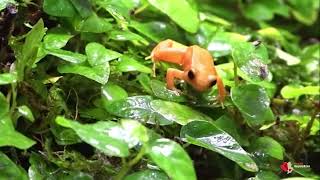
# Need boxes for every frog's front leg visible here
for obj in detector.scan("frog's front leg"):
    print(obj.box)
[216,76,226,105]
[166,68,184,92]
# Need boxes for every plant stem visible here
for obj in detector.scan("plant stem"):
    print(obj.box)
[233,64,239,86]
[114,146,146,180]
[10,83,17,115]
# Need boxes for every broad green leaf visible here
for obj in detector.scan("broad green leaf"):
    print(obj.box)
[232,42,270,82]
[280,85,320,99]
[276,48,301,65]
[0,93,36,149]
[121,119,149,143]
[253,171,280,180]
[101,83,128,103]
[130,21,182,42]
[51,123,82,145]
[43,0,77,17]
[150,100,211,125]
[0,152,28,180]
[0,114,36,149]
[0,72,17,85]
[147,138,196,180]
[124,170,169,180]
[288,0,319,25]
[116,56,152,74]
[43,0,76,17]
[180,121,258,172]
[109,30,149,44]
[17,105,35,122]
[257,27,284,42]
[46,48,86,63]
[0,0,16,11]
[104,96,172,125]
[58,63,110,84]
[150,80,186,102]
[73,13,113,33]
[69,0,92,18]
[250,136,284,160]
[16,19,46,81]
[79,107,111,121]
[85,42,122,66]
[55,116,130,157]
[231,84,274,127]
[43,33,73,49]
[147,0,199,33]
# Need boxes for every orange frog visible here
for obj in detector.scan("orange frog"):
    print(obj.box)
[148,39,226,103]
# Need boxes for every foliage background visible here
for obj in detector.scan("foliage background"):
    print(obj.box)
[0,0,319,179]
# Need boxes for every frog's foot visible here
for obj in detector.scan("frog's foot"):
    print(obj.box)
[169,87,182,96]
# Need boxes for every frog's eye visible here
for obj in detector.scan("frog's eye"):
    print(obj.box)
[209,79,217,87]
[188,69,195,80]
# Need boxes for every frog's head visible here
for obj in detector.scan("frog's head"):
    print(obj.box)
[185,67,217,92]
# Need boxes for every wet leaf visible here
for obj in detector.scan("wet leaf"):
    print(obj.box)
[116,55,152,74]
[232,42,270,82]
[147,138,196,180]
[43,0,76,17]
[276,48,301,65]
[69,0,92,18]
[250,136,284,160]
[231,84,274,127]
[43,33,73,49]
[150,100,211,125]
[124,170,169,180]
[0,152,28,180]
[0,0,16,11]
[147,0,199,33]
[180,121,258,172]
[101,83,128,104]
[130,21,182,42]
[150,80,187,102]
[17,105,34,122]
[46,48,86,63]
[73,13,113,33]
[58,63,110,84]
[253,171,280,180]
[85,42,122,66]
[281,85,320,99]
[55,116,130,157]
[0,72,17,85]
[109,30,149,44]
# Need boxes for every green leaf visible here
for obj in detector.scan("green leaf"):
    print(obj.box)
[16,19,46,81]
[121,119,149,143]
[46,48,87,63]
[58,63,110,84]
[281,85,320,99]
[281,115,319,135]
[0,152,28,180]
[251,136,284,160]
[180,121,258,172]
[73,13,113,33]
[124,170,169,180]
[147,0,199,33]
[43,33,73,49]
[150,80,186,102]
[150,100,211,125]
[276,48,301,65]
[116,55,152,74]
[0,72,17,85]
[0,114,36,149]
[130,21,182,42]
[43,0,77,17]
[85,42,122,66]
[288,0,319,25]
[231,84,274,127]
[253,171,280,180]
[147,138,196,180]
[103,96,172,125]
[0,93,36,149]
[17,105,35,122]
[101,83,128,103]
[109,30,149,44]
[55,116,130,157]
[231,42,270,82]
[69,0,92,18]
